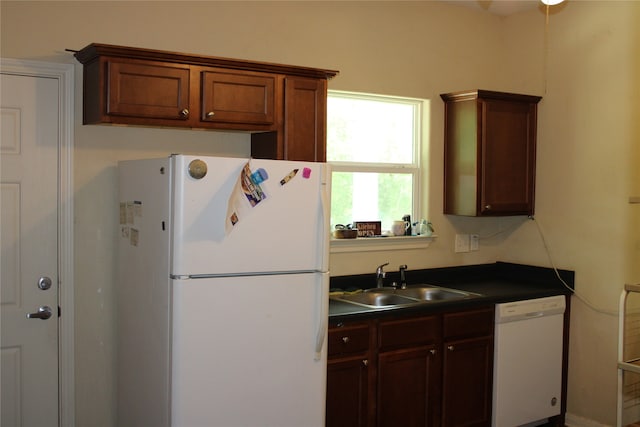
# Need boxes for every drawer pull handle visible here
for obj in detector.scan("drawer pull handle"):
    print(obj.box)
[342,336,350,344]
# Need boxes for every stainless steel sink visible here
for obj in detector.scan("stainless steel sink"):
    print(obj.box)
[333,285,482,309]
[331,291,419,308]
[395,286,479,301]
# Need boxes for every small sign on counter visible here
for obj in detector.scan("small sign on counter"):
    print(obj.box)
[354,221,381,237]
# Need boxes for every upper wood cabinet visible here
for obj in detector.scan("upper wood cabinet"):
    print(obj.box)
[252,77,327,162]
[74,43,338,161]
[440,90,542,216]
[103,59,191,122]
[284,77,327,162]
[200,68,277,127]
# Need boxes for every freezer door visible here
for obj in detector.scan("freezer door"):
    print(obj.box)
[171,273,328,427]
[171,155,330,276]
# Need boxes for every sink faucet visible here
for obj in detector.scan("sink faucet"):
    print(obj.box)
[399,265,408,289]
[376,262,389,288]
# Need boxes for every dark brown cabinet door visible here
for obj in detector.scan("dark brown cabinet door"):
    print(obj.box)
[252,77,327,162]
[441,90,541,216]
[480,98,537,215]
[377,346,440,427]
[327,321,373,427]
[326,356,370,427]
[441,336,493,427]
[377,315,441,427]
[200,69,276,127]
[283,76,327,162]
[104,59,190,123]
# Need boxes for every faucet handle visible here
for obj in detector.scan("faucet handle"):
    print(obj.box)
[376,262,389,276]
[375,262,389,288]
[399,264,408,289]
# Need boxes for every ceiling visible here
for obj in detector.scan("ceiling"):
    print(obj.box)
[439,0,542,16]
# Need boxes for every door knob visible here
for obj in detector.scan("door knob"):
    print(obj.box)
[26,306,53,320]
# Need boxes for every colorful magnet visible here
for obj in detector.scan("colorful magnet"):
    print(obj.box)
[280,169,299,185]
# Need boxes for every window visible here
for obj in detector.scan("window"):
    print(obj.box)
[327,91,422,234]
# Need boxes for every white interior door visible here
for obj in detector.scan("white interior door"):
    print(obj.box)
[1,72,60,426]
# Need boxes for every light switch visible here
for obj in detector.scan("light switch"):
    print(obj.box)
[455,234,470,253]
[470,234,479,251]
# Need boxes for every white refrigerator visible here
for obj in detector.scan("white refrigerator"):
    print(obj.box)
[117,154,331,427]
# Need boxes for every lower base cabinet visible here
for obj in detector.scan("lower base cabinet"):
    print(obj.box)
[441,308,494,427]
[377,346,440,427]
[326,321,372,427]
[327,306,494,427]
[441,335,493,426]
[327,356,370,427]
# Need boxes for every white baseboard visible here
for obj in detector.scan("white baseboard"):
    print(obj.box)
[565,412,613,427]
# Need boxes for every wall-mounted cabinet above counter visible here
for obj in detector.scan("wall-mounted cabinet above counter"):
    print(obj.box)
[74,43,338,162]
[441,90,542,216]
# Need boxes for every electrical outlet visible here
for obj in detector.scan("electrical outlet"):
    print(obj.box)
[454,234,470,253]
[470,234,479,251]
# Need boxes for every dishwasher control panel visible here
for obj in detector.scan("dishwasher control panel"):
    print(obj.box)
[495,295,566,323]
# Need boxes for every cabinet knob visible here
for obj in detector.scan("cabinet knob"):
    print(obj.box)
[206,111,215,118]
[362,359,368,366]
[447,345,455,351]
[484,204,492,210]
[342,336,350,344]
[179,108,189,118]
[430,349,436,355]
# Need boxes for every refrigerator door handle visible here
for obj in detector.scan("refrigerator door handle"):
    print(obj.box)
[319,165,331,273]
[314,273,330,361]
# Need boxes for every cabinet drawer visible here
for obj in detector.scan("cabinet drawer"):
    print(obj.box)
[378,315,440,351]
[328,324,370,357]
[443,307,493,339]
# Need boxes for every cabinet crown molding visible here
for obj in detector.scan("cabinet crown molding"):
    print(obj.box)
[74,43,339,80]
[440,89,541,103]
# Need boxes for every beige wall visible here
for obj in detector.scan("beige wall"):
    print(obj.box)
[500,2,640,423]
[2,1,638,425]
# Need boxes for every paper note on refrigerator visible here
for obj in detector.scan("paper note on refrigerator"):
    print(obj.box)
[225,161,269,234]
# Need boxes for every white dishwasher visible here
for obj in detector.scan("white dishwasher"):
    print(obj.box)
[492,295,566,427]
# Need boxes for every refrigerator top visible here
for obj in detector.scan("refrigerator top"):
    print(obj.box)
[169,155,330,277]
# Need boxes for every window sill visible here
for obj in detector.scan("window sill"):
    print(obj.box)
[330,235,436,253]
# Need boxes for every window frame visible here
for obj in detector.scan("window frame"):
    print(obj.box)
[326,90,424,238]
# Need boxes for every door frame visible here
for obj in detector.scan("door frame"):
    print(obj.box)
[1,58,75,426]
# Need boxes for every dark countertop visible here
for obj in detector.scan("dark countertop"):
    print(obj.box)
[329,261,574,321]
